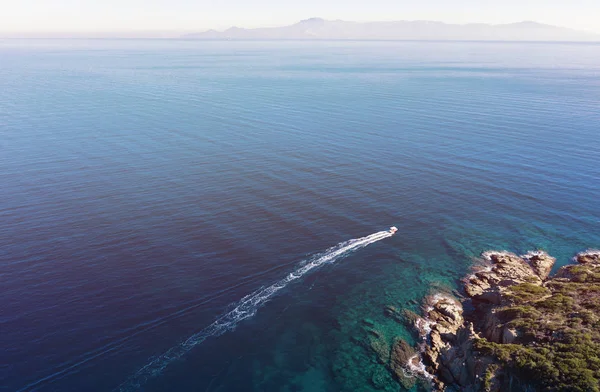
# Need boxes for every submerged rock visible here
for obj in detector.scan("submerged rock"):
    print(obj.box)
[400,309,421,332]
[389,338,417,389]
[383,304,404,323]
[370,367,392,390]
[369,336,390,364]
[362,318,376,327]
[390,338,415,371]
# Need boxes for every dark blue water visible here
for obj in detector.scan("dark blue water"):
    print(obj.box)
[1,39,599,392]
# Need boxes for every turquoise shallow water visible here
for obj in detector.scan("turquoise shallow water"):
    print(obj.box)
[1,39,599,392]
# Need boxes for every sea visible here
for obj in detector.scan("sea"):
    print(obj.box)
[1,39,599,392]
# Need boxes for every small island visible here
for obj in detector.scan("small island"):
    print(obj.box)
[393,249,600,391]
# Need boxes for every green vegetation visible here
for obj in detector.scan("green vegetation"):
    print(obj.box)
[563,265,600,283]
[475,338,600,392]
[474,264,600,391]
[504,282,550,304]
[483,364,499,392]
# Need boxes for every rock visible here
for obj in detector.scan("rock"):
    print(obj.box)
[426,331,444,366]
[465,252,546,310]
[436,301,461,322]
[476,290,502,305]
[389,338,417,389]
[390,338,416,369]
[464,277,487,297]
[418,250,600,391]
[431,296,464,334]
[401,309,421,329]
[522,251,556,280]
[576,250,600,265]
[486,253,542,285]
[438,365,456,386]
[415,294,466,380]
[417,251,549,390]
[449,356,470,386]
[502,327,518,344]
[466,252,543,299]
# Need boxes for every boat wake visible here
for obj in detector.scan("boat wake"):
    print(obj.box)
[118,228,394,391]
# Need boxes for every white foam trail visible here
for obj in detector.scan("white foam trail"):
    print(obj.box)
[118,229,393,391]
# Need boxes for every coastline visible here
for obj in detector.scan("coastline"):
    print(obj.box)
[397,249,600,391]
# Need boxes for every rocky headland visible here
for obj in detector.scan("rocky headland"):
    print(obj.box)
[401,249,600,392]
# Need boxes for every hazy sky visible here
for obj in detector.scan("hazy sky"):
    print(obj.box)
[1,0,599,33]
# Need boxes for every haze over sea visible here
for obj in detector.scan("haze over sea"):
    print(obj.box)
[1,39,599,392]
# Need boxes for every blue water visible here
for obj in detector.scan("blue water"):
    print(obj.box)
[1,39,599,392]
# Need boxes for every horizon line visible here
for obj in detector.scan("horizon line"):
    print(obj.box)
[1,17,598,36]
[2,38,600,44]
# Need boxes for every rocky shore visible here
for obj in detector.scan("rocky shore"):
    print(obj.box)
[405,249,600,392]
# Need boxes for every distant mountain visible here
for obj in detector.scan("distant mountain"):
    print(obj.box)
[184,18,597,41]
